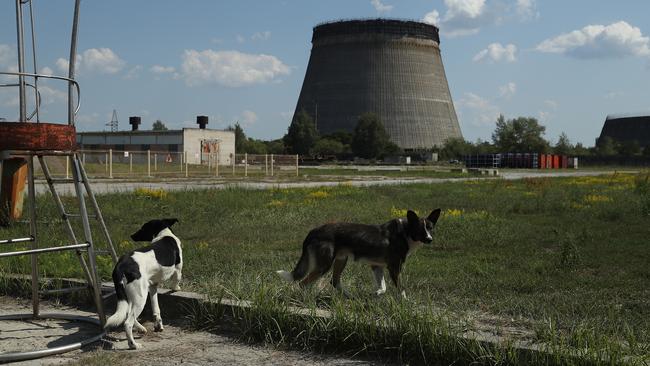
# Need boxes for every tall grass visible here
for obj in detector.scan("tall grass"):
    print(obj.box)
[1,173,649,364]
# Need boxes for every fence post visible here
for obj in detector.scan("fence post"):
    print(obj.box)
[105,152,108,174]
[147,150,151,177]
[296,154,299,177]
[65,156,70,179]
[244,153,248,177]
[129,152,133,174]
[265,154,268,176]
[215,151,219,177]
[185,151,188,178]
[82,152,85,165]
[232,153,235,176]
[109,149,113,178]
[270,154,274,177]
[154,153,157,171]
[180,151,183,172]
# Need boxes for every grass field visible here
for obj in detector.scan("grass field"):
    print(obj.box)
[1,172,649,364]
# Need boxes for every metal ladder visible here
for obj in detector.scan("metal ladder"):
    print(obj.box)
[36,152,118,299]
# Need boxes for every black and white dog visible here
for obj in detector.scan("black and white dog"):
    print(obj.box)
[277,209,441,298]
[105,218,182,350]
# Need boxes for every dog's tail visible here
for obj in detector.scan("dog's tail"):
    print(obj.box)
[104,266,129,329]
[276,247,311,282]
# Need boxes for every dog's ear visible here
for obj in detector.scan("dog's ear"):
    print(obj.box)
[406,210,419,224]
[427,209,441,225]
[163,218,178,228]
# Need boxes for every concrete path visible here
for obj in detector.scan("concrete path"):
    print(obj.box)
[32,169,627,196]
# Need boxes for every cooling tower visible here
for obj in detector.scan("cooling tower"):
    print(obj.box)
[292,18,463,150]
[598,113,650,148]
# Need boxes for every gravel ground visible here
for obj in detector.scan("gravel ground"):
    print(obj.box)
[0,296,384,366]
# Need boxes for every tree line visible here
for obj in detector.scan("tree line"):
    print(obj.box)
[230,110,398,159]
[230,112,650,160]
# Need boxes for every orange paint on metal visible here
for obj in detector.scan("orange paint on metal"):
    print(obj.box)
[0,157,28,224]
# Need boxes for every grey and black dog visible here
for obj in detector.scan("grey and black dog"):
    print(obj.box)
[277,209,441,298]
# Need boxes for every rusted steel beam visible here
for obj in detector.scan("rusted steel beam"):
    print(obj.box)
[0,122,77,151]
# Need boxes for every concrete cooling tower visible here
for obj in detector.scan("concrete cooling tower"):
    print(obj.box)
[598,113,650,148]
[292,18,463,150]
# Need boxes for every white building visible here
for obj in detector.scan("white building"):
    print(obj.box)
[76,117,235,165]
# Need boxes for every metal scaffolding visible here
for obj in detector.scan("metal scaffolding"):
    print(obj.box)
[0,0,117,362]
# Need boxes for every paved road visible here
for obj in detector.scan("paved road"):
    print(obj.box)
[33,170,627,196]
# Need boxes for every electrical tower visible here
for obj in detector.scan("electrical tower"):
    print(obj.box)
[106,109,118,132]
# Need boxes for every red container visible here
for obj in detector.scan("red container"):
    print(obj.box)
[561,155,568,169]
[538,154,546,169]
[546,154,553,169]
[553,155,560,169]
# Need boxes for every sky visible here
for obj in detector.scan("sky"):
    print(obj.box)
[1,0,649,147]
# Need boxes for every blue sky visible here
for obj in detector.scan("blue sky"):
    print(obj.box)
[1,0,649,146]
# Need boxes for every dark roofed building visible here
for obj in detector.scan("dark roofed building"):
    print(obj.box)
[598,113,650,148]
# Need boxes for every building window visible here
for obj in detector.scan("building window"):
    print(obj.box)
[141,144,150,151]
[168,144,179,152]
[115,144,125,151]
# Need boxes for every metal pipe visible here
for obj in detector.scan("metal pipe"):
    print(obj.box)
[0,82,41,120]
[0,72,81,115]
[0,313,104,363]
[67,0,81,126]
[71,155,106,326]
[28,0,40,122]
[0,237,34,245]
[15,0,27,122]
[27,155,39,317]
[77,154,118,264]
[0,243,89,259]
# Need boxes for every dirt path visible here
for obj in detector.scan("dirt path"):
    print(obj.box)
[0,297,382,366]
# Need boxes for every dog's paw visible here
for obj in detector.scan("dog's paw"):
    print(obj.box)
[128,341,142,350]
[171,285,181,291]
[154,321,164,332]
[400,290,408,300]
[135,324,147,334]
[374,289,386,296]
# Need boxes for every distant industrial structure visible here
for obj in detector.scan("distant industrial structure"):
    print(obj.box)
[76,116,235,165]
[597,113,650,148]
[292,18,462,151]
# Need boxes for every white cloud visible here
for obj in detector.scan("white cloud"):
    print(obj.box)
[371,0,393,14]
[150,65,176,74]
[56,48,125,74]
[39,66,54,75]
[424,0,491,37]
[251,31,271,41]
[180,49,290,87]
[423,10,440,26]
[515,0,538,20]
[536,21,650,59]
[236,35,246,44]
[38,85,67,105]
[456,92,500,126]
[473,43,517,63]
[240,110,258,126]
[498,82,517,99]
[0,44,14,67]
[81,48,125,74]
[424,0,540,37]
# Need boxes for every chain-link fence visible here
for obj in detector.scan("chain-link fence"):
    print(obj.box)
[34,150,300,179]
